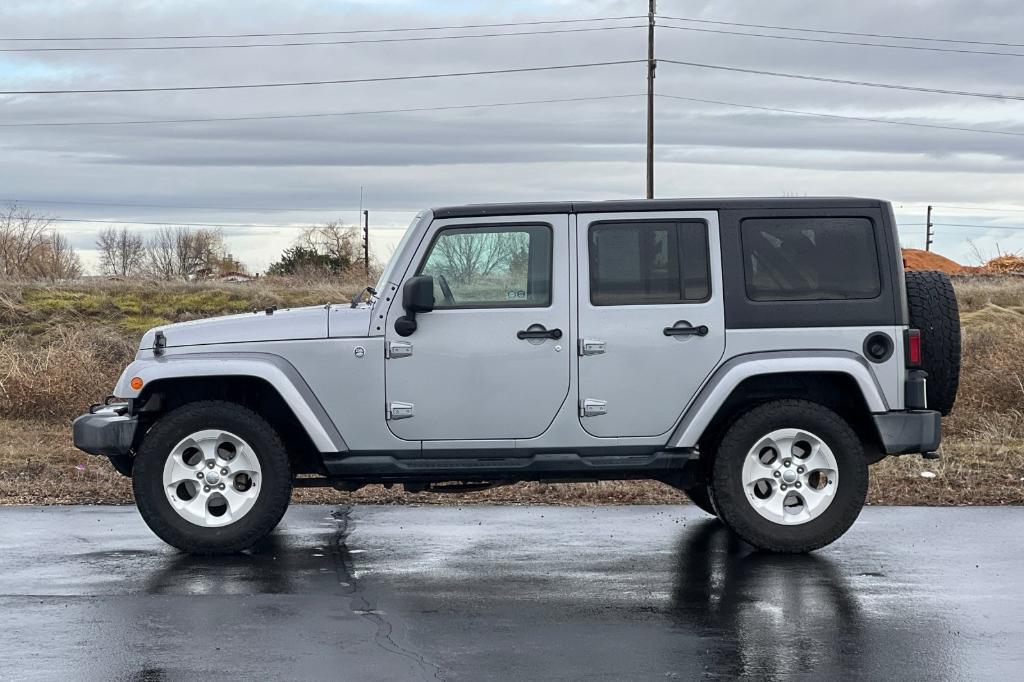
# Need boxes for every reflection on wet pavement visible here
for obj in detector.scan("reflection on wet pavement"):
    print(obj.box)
[1,505,1022,680]
[671,521,865,678]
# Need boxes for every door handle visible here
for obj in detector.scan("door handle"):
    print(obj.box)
[517,326,563,340]
[663,322,709,337]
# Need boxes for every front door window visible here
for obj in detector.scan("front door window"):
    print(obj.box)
[418,225,552,308]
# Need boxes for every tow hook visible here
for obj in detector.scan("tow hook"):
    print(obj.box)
[922,451,940,460]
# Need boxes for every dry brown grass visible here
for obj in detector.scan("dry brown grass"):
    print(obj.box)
[869,439,1024,505]
[953,275,1024,313]
[0,327,136,420]
[2,275,1024,506]
[0,419,131,504]
[0,277,363,337]
[0,418,689,506]
[944,320,1024,441]
[0,277,365,421]
[4,417,1019,506]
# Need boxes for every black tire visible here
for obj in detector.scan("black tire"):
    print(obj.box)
[132,401,292,555]
[682,484,717,517]
[107,454,133,477]
[905,270,961,416]
[711,400,868,553]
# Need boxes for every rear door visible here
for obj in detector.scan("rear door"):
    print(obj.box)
[576,211,725,437]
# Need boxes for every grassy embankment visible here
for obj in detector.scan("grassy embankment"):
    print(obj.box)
[2,277,1023,505]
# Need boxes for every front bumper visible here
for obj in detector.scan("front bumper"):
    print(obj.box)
[72,405,138,458]
[873,410,941,455]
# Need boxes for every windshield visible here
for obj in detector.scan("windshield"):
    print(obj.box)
[374,210,428,294]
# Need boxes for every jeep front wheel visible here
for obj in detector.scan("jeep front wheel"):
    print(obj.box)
[710,400,868,553]
[132,401,292,554]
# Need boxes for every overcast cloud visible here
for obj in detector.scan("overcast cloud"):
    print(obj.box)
[1,0,1023,270]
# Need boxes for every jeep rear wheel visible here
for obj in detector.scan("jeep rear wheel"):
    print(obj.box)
[132,401,292,554]
[682,484,717,517]
[710,400,868,553]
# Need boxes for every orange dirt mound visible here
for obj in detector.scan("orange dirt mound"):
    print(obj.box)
[902,248,968,274]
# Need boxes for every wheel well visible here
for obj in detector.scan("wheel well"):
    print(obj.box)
[696,372,884,462]
[135,376,324,474]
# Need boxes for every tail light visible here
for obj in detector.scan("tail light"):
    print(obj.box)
[906,329,922,368]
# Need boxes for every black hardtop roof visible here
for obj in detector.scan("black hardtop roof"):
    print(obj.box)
[431,197,886,219]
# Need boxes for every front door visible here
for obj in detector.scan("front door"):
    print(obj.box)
[576,211,726,438]
[385,214,571,442]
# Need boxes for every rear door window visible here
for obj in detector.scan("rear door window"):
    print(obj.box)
[589,221,710,305]
[740,217,881,301]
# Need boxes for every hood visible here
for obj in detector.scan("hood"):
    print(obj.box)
[140,305,332,349]
[327,303,375,338]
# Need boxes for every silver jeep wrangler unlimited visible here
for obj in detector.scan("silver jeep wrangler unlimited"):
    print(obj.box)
[74,198,960,554]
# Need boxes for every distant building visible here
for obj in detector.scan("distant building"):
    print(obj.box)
[218,271,255,283]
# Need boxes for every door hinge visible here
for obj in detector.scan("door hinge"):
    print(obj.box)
[578,338,606,356]
[387,401,414,420]
[386,341,413,359]
[580,398,608,417]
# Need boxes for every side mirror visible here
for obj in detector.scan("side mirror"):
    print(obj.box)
[403,275,435,314]
[395,275,434,337]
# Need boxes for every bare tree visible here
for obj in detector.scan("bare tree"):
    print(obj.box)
[144,226,178,280]
[0,205,51,278]
[299,222,360,267]
[433,231,522,283]
[96,226,145,277]
[0,204,81,280]
[144,226,231,280]
[33,231,82,280]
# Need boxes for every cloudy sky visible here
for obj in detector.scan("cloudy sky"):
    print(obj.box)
[1,0,1023,272]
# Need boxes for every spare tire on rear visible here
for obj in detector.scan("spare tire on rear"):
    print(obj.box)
[904,270,961,416]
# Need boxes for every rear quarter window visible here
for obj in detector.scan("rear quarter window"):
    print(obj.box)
[740,217,881,301]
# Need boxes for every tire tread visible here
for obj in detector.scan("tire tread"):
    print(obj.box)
[132,400,292,555]
[905,270,961,415]
[711,399,868,553]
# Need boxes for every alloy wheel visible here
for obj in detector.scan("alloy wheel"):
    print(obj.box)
[162,429,262,527]
[741,428,839,525]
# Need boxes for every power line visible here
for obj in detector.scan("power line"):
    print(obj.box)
[657,93,1024,137]
[903,221,1024,231]
[658,23,1024,58]
[48,218,365,228]
[661,59,1024,101]
[932,223,1024,231]
[933,204,1024,213]
[2,198,362,212]
[0,59,645,95]
[6,89,1015,141]
[0,15,646,41]
[47,218,1024,234]
[0,24,645,52]
[656,14,1024,49]
[0,93,642,128]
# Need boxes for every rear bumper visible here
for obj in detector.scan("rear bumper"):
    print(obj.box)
[72,405,138,458]
[873,410,941,455]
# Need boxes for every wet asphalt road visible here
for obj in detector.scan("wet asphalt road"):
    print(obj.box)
[1,506,1022,681]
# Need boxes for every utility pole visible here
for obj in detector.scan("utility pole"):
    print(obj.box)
[363,209,370,276]
[646,0,656,199]
[926,205,934,251]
